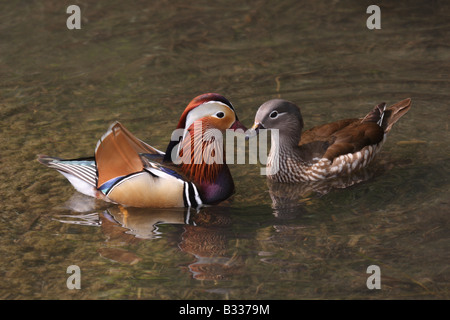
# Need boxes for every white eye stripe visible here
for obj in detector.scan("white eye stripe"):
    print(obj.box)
[185,101,233,129]
[269,110,285,119]
[201,100,234,112]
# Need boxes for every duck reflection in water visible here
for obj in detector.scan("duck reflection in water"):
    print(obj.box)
[267,168,375,219]
[57,199,241,281]
[178,207,241,280]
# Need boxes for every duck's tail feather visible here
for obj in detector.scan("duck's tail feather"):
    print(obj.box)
[37,155,99,197]
[381,98,412,133]
[362,98,412,133]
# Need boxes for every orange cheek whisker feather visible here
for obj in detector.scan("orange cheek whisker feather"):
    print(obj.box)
[179,122,225,184]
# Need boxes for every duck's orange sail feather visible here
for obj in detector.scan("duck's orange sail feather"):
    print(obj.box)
[95,122,163,187]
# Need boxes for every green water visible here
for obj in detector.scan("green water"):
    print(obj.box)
[0,0,448,299]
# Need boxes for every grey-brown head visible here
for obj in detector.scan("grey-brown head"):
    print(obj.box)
[250,99,304,146]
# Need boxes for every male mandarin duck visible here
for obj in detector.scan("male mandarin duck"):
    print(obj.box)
[249,98,411,183]
[38,93,247,208]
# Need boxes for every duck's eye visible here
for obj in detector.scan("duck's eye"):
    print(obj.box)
[216,111,225,118]
[269,110,278,119]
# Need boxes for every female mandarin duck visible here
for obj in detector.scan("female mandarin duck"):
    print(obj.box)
[38,93,247,208]
[249,98,411,183]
